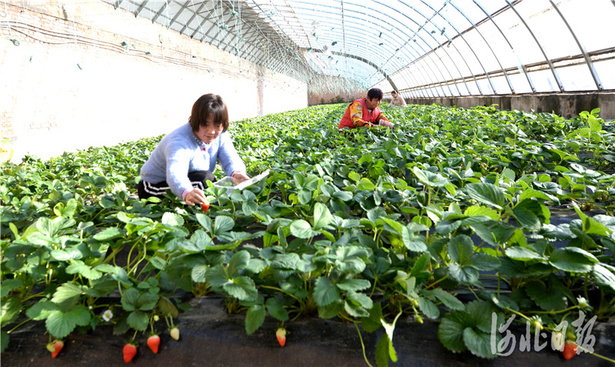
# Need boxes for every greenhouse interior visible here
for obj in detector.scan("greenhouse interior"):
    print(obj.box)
[1,0,614,366]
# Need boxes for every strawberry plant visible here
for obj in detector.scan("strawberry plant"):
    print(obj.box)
[1,103,614,365]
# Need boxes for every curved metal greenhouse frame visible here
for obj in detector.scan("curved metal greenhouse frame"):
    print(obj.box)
[105,0,615,97]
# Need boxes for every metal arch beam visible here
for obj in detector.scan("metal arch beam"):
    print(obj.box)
[444,1,496,95]
[389,14,450,97]
[180,2,207,35]
[278,3,416,69]
[473,0,536,93]
[113,0,124,10]
[398,0,480,95]
[200,5,231,48]
[414,1,465,95]
[303,48,398,91]
[506,0,564,92]
[166,1,191,31]
[378,0,465,96]
[134,0,150,18]
[289,1,468,96]
[189,4,216,39]
[287,1,440,90]
[151,1,169,25]
[332,6,449,96]
[231,2,316,78]
[320,0,461,95]
[446,1,512,94]
[370,1,456,97]
[317,26,438,95]
[549,0,602,90]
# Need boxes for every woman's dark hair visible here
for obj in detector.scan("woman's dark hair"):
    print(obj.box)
[189,93,229,133]
[367,88,384,100]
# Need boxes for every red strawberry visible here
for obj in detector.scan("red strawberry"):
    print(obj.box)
[201,200,210,212]
[147,335,160,354]
[49,340,64,358]
[563,340,578,360]
[276,327,286,347]
[123,343,137,363]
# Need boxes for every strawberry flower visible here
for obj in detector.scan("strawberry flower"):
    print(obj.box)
[102,309,113,322]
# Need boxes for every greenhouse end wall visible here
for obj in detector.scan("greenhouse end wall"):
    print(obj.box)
[0,1,308,163]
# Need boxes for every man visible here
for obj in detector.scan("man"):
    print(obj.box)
[338,88,395,130]
[389,90,407,107]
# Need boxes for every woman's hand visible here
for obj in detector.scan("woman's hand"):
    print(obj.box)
[184,188,207,206]
[380,119,395,128]
[231,171,250,185]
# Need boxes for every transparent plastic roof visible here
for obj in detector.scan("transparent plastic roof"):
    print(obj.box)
[104,0,615,97]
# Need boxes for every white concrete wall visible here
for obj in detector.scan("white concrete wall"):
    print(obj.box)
[0,1,307,162]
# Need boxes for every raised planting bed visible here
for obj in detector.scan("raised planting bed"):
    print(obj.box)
[2,295,615,366]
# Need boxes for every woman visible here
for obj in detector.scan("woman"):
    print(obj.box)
[338,88,395,130]
[389,90,407,108]
[137,93,249,207]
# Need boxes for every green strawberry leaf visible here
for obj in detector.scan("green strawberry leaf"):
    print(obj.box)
[213,215,235,234]
[26,300,59,321]
[593,264,615,293]
[245,304,266,335]
[505,246,546,261]
[191,264,209,283]
[223,276,257,301]
[289,219,318,239]
[463,327,497,359]
[195,213,212,232]
[313,277,340,307]
[421,288,465,311]
[336,278,371,292]
[465,182,505,209]
[344,298,370,318]
[525,280,568,310]
[1,297,21,327]
[449,263,479,285]
[401,227,428,252]
[127,310,148,331]
[347,290,373,310]
[317,299,343,319]
[375,334,392,367]
[157,296,178,317]
[46,304,91,338]
[417,296,440,319]
[66,260,103,280]
[51,282,84,308]
[448,235,474,264]
[265,297,289,322]
[469,253,500,271]
[361,302,383,333]
[0,279,22,298]
[549,247,597,273]
[512,200,542,231]
[93,227,124,241]
[313,202,333,230]
[228,250,250,275]
[1,330,9,353]
[438,310,471,352]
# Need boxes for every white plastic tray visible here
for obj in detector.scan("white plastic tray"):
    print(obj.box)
[213,169,270,193]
